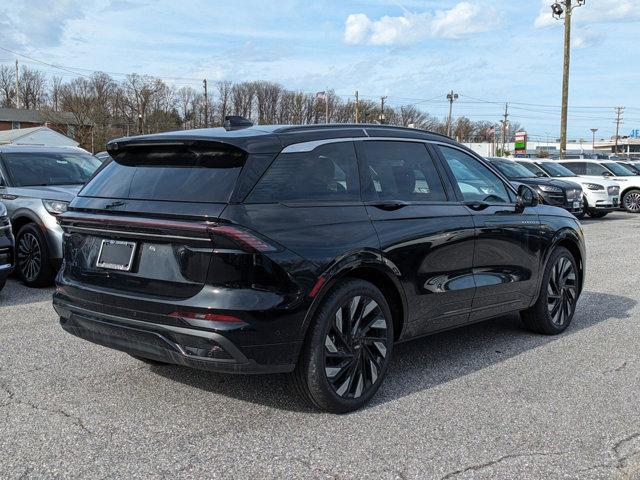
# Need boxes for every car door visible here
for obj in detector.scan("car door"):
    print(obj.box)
[435,145,543,321]
[357,140,476,338]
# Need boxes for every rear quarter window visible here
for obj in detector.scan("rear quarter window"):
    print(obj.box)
[246,142,360,203]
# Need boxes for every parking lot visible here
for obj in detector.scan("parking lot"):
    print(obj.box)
[0,212,638,479]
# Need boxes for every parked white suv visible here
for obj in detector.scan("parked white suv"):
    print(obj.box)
[559,160,640,213]
[516,159,620,218]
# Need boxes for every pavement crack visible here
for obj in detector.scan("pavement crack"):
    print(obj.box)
[440,451,570,480]
[0,380,93,434]
[604,361,628,374]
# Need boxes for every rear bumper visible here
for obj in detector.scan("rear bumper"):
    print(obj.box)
[53,295,300,374]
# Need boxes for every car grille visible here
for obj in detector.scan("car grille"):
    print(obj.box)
[608,186,620,195]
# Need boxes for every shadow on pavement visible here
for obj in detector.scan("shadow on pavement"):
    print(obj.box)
[152,290,635,413]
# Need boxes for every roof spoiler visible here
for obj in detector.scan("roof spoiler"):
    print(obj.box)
[224,116,253,131]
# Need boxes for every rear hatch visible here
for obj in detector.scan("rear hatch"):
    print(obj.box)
[59,142,246,299]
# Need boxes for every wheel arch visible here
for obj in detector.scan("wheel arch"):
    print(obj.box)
[542,228,586,298]
[302,259,408,342]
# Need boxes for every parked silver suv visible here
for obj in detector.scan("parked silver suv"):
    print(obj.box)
[0,145,101,287]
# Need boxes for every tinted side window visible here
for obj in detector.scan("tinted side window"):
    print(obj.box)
[439,146,512,203]
[586,163,609,176]
[562,162,586,175]
[360,141,446,202]
[247,142,359,203]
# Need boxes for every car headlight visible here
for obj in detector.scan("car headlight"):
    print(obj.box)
[538,185,563,193]
[42,199,69,215]
[584,183,604,191]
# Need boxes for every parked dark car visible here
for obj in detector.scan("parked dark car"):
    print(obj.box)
[0,145,102,287]
[54,124,586,413]
[0,201,14,291]
[485,157,584,216]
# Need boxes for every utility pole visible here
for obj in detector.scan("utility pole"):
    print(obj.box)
[446,90,458,137]
[15,59,19,109]
[499,103,509,156]
[379,96,387,124]
[326,88,330,124]
[552,0,586,159]
[203,79,209,128]
[355,90,360,123]
[614,107,624,155]
[590,128,598,151]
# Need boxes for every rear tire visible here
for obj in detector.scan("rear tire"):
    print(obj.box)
[521,246,579,335]
[622,189,640,213]
[293,279,394,413]
[16,223,54,288]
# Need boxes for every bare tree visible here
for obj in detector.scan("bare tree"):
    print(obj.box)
[0,65,16,108]
[18,67,47,109]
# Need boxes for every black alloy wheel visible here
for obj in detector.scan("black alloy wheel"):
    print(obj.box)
[293,279,394,413]
[16,224,54,288]
[323,295,389,399]
[546,256,578,327]
[521,246,579,335]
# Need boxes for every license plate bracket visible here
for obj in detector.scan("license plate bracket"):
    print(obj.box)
[96,239,137,271]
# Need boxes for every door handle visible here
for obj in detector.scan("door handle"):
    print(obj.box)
[369,201,409,211]
[463,201,490,211]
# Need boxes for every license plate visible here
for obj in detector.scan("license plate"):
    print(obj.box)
[96,239,137,271]
[573,201,581,209]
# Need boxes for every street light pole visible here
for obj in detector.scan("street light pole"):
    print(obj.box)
[590,128,598,151]
[552,0,586,159]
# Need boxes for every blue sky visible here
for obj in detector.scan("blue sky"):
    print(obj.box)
[1,0,639,140]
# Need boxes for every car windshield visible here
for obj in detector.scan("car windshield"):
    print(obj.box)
[2,152,101,187]
[604,162,635,176]
[491,160,536,179]
[537,162,577,177]
[516,161,547,176]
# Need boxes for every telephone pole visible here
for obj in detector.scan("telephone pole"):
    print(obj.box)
[614,107,624,155]
[499,103,509,156]
[590,128,598,151]
[551,0,586,159]
[379,96,387,124]
[446,90,458,137]
[15,59,19,109]
[355,90,360,123]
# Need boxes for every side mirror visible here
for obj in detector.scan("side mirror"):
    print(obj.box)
[516,184,538,211]
[603,171,613,177]
[535,171,547,178]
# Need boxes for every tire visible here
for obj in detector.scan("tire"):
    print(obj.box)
[573,197,587,219]
[128,354,170,366]
[622,189,640,213]
[293,279,394,413]
[15,223,55,288]
[521,246,579,335]
[0,279,5,292]
[587,210,608,219]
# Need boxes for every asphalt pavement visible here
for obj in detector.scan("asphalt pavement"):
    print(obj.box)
[1,212,639,479]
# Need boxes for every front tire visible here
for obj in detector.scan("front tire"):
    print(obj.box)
[622,189,640,213]
[16,223,54,288]
[521,246,579,335]
[293,279,394,413]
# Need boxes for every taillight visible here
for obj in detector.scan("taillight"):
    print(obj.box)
[208,225,279,253]
[169,311,243,323]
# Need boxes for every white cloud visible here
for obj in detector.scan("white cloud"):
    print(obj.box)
[344,2,501,45]
[535,0,640,28]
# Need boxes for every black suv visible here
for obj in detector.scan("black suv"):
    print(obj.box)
[54,124,586,412]
[485,157,584,216]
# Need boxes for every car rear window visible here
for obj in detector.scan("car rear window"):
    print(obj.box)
[2,152,101,187]
[80,145,246,203]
